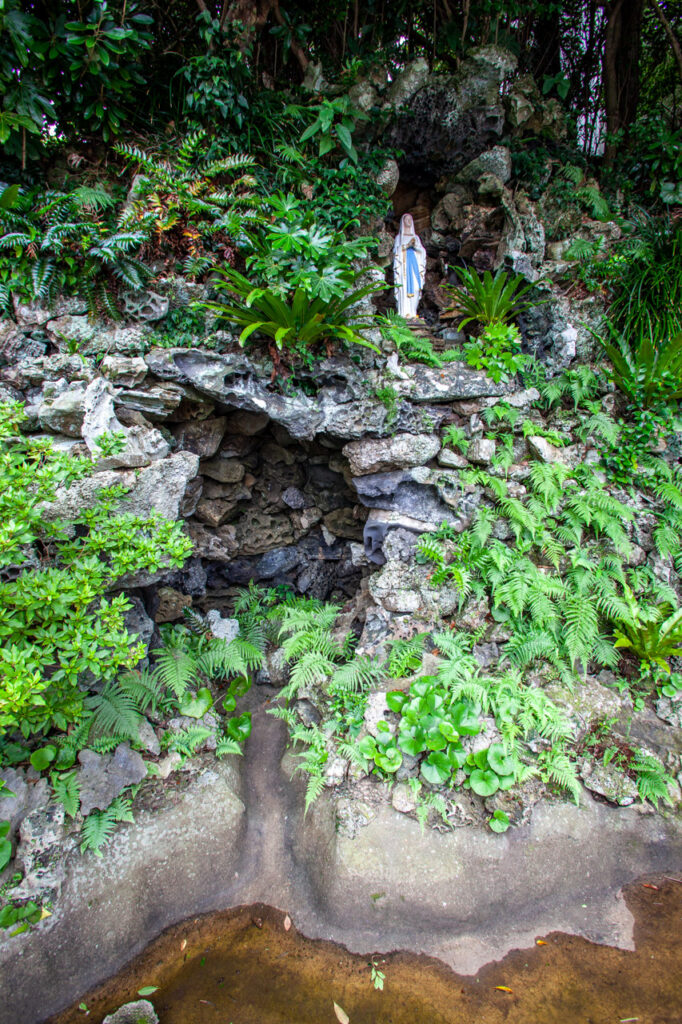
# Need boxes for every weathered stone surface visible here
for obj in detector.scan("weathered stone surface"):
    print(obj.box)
[438,447,468,468]
[363,691,395,737]
[206,610,239,643]
[154,587,191,623]
[38,386,87,437]
[144,348,323,440]
[114,383,186,418]
[44,451,199,523]
[580,761,639,806]
[343,433,440,476]
[527,435,567,464]
[172,416,226,457]
[78,745,147,817]
[457,145,511,185]
[201,456,245,483]
[397,362,510,403]
[382,57,430,111]
[120,290,168,323]
[656,693,682,730]
[123,598,154,654]
[100,355,147,387]
[82,379,170,468]
[13,802,68,900]
[224,409,270,435]
[468,438,496,464]
[0,768,49,840]
[375,158,400,196]
[103,1000,159,1024]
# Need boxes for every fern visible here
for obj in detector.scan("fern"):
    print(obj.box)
[386,635,426,679]
[80,796,135,857]
[330,655,382,693]
[632,752,674,806]
[538,748,582,804]
[152,647,198,698]
[51,770,80,818]
[83,683,143,742]
[215,736,243,758]
[163,725,212,757]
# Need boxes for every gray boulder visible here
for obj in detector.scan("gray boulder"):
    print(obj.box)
[343,433,440,476]
[78,744,147,817]
[103,1000,159,1024]
[43,451,200,522]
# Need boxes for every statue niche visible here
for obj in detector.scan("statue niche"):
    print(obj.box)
[392,213,427,320]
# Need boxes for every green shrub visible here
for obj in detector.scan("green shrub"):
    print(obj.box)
[0,403,192,738]
[243,193,376,301]
[202,266,382,358]
[444,268,539,330]
[595,323,682,408]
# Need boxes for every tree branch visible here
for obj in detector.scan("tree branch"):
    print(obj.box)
[647,0,682,85]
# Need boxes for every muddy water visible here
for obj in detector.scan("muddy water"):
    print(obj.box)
[51,876,682,1024]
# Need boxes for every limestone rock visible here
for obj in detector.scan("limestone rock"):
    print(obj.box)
[375,158,400,196]
[343,433,440,476]
[0,768,49,840]
[206,609,240,643]
[655,693,682,730]
[38,385,87,437]
[100,355,147,387]
[43,451,200,523]
[392,782,417,814]
[154,587,191,623]
[120,289,169,322]
[397,363,510,403]
[468,438,496,465]
[580,761,638,806]
[172,416,226,457]
[114,383,186,418]
[82,379,170,468]
[457,145,511,185]
[527,435,567,464]
[364,691,395,738]
[13,802,68,899]
[383,57,430,110]
[78,744,147,816]
[103,1000,159,1024]
[201,456,245,483]
[224,409,269,435]
[123,597,155,654]
[438,448,468,469]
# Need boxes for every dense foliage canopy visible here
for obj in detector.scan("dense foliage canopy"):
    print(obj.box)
[2,1,682,170]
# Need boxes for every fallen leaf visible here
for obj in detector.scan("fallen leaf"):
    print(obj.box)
[137,986,158,996]
[180,939,187,951]
[495,986,513,993]
[535,939,547,946]
[283,914,292,931]
[642,883,659,891]
[333,1001,350,1024]
[39,908,52,920]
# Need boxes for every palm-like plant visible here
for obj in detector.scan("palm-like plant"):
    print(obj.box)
[595,323,682,408]
[202,266,381,356]
[444,267,539,329]
[612,585,682,673]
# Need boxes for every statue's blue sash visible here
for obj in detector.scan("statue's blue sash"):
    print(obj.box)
[405,246,421,296]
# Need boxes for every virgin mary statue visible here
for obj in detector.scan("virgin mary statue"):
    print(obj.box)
[392,213,427,319]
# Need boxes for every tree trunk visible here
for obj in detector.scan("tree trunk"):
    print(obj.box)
[647,0,682,86]
[603,0,644,166]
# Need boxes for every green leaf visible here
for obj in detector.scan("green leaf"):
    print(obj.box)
[137,986,158,996]
[487,743,515,777]
[226,711,251,743]
[30,745,57,772]
[177,687,213,719]
[386,690,408,713]
[489,809,511,833]
[469,768,500,797]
